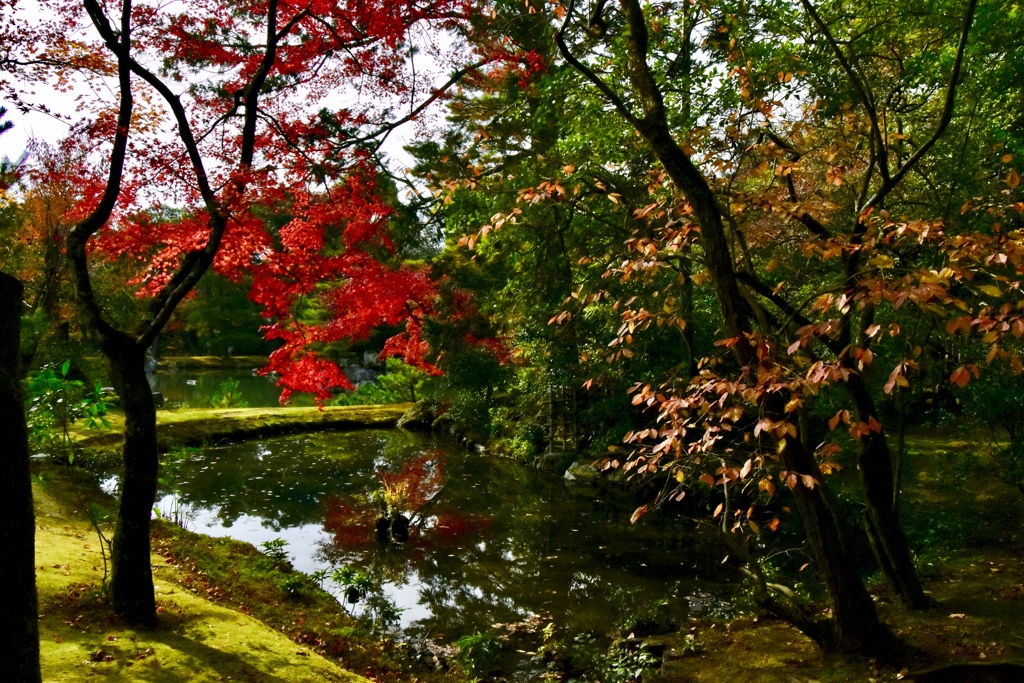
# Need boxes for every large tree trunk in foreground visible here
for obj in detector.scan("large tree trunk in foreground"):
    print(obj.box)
[0,273,43,683]
[104,336,159,627]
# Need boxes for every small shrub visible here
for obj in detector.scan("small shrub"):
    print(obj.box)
[207,379,248,409]
[455,630,503,679]
[259,538,290,562]
[25,359,109,462]
[277,574,305,600]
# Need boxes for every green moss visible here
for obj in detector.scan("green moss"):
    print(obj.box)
[150,523,440,680]
[77,404,412,452]
[32,464,369,683]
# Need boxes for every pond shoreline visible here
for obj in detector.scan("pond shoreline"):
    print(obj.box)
[66,412,1024,682]
[78,403,413,452]
[31,459,386,682]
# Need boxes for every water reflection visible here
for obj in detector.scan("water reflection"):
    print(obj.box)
[156,430,735,649]
[149,366,317,408]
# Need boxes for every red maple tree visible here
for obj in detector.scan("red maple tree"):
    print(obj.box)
[1,0,504,626]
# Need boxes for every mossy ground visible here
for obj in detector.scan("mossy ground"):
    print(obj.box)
[32,462,369,683]
[75,403,412,456]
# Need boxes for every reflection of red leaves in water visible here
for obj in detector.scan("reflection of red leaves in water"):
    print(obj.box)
[430,510,491,547]
[323,451,492,556]
[324,453,444,551]
[323,498,377,551]
[377,453,444,512]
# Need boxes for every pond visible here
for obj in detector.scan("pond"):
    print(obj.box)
[151,429,738,676]
[147,365,317,408]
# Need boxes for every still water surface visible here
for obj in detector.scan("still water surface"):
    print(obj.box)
[148,366,317,408]
[153,429,735,647]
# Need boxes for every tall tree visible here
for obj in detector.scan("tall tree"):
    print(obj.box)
[539,0,988,650]
[3,0,480,625]
[0,273,39,682]
[0,110,41,683]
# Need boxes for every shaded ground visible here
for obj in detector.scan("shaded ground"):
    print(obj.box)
[653,432,1024,682]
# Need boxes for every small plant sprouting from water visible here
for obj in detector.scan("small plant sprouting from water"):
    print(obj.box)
[376,477,410,513]
[260,538,290,562]
[153,497,194,530]
[155,447,197,529]
[371,454,443,543]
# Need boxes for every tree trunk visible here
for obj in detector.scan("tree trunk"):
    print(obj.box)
[0,272,43,683]
[775,427,881,652]
[608,0,883,651]
[104,336,159,627]
[845,372,929,607]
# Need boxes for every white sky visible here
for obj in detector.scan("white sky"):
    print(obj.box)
[0,2,458,178]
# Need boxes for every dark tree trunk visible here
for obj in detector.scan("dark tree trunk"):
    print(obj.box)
[104,335,158,627]
[559,0,884,652]
[0,273,43,683]
[845,372,929,607]
[60,0,284,631]
[774,425,881,652]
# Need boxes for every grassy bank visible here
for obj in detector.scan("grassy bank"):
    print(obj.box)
[32,461,373,682]
[76,403,412,453]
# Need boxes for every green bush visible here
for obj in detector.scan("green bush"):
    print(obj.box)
[25,359,109,463]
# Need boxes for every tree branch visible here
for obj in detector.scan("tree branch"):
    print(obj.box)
[800,0,890,186]
[66,0,134,343]
[556,0,642,130]
[861,0,977,213]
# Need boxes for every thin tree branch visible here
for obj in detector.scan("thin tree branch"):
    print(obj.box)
[66,0,134,343]
[861,0,977,213]
[800,0,890,185]
[555,0,642,130]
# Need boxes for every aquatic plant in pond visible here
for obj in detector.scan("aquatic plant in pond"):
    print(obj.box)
[260,538,290,562]
[154,447,198,529]
[206,379,249,409]
[372,453,444,542]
